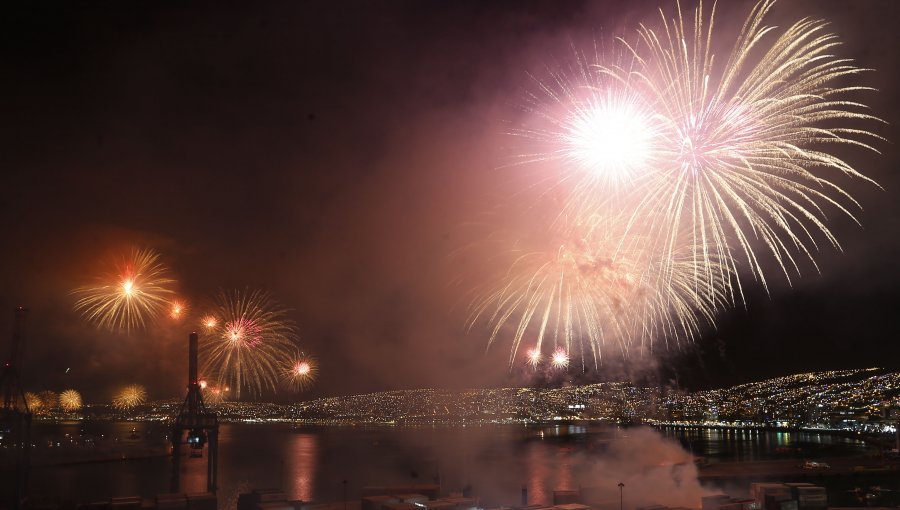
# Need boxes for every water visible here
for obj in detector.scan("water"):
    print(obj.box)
[656,425,872,463]
[23,422,883,507]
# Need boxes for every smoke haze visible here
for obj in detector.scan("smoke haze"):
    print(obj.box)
[0,0,898,400]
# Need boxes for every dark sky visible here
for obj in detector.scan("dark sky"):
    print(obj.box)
[1,0,898,403]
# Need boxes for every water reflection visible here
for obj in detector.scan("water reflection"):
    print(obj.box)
[26,423,878,505]
[286,433,318,501]
[658,426,869,463]
[557,459,573,492]
[524,426,578,505]
[526,441,548,505]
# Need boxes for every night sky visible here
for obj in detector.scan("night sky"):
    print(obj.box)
[1,0,899,403]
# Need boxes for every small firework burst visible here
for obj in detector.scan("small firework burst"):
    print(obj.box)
[200,288,299,400]
[201,315,218,331]
[551,349,570,369]
[25,392,43,413]
[59,389,83,412]
[169,300,187,321]
[112,384,148,410]
[72,248,176,332]
[526,348,542,368]
[282,354,317,392]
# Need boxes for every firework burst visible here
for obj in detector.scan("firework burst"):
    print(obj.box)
[38,390,58,410]
[72,248,177,332]
[59,389,83,412]
[112,384,148,410]
[200,289,299,400]
[282,354,317,392]
[606,0,883,292]
[509,43,668,215]
[550,348,570,369]
[169,300,187,321]
[201,315,218,331]
[24,392,43,413]
[469,215,726,367]
[475,0,882,371]
[526,348,542,368]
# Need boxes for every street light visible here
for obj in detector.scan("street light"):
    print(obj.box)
[618,482,625,510]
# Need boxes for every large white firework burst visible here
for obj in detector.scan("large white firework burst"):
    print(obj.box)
[608,0,883,294]
[510,43,667,211]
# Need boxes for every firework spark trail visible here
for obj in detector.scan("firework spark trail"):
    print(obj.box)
[197,379,228,404]
[112,384,148,410]
[468,215,727,368]
[59,389,82,412]
[72,248,177,332]
[202,386,226,404]
[605,0,883,294]
[200,289,299,400]
[282,353,317,392]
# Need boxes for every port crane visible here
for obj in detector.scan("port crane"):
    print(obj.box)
[170,332,219,493]
[1,307,31,509]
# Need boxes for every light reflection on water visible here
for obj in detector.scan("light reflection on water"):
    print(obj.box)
[27,422,873,505]
[287,433,318,501]
[657,426,869,463]
[526,440,548,505]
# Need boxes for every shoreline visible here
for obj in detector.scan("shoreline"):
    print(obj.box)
[29,451,171,468]
[697,455,900,482]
